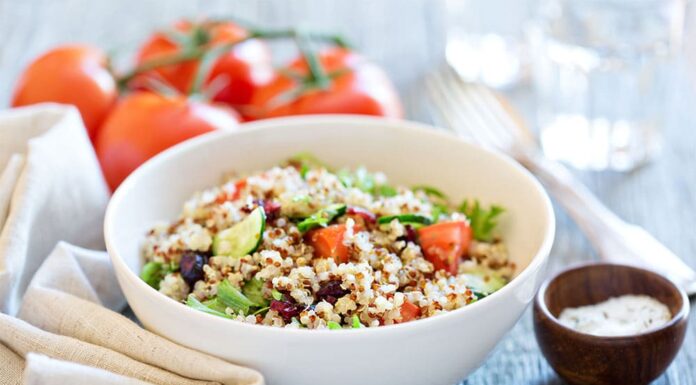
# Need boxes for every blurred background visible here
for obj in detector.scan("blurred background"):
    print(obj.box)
[2,0,695,170]
[2,0,696,383]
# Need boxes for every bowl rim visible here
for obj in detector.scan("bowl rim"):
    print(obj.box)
[535,261,690,341]
[105,114,556,337]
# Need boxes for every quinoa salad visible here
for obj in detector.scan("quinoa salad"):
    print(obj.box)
[140,154,514,329]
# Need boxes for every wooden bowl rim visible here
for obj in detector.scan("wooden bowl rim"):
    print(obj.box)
[536,262,690,341]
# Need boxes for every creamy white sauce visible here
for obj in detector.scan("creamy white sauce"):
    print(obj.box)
[558,295,672,337]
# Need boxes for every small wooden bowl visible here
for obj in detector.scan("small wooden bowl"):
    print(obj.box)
[534,263,689,385]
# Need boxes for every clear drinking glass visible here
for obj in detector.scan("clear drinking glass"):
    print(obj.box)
[445,0,534,89]
[532,0,686,171]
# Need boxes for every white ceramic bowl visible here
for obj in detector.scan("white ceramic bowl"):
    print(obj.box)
[105,115,555,385]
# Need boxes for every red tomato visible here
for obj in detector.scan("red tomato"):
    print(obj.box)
[12,44,117,140]
[399,300,421,323]
[417,221,472,275]
[135,20,274,107]
[248,47,402,119]
[306,224,350,264]
[95,92,239,191]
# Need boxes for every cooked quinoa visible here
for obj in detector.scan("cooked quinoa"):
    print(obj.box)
[140,155,514,329]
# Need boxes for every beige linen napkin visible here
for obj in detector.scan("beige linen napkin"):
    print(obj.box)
[0,105,109,315]
[0,105,264,385]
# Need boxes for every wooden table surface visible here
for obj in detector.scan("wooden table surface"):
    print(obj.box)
[2,1,695,384]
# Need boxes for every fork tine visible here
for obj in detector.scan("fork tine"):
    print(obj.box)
[459,81,536,147]
[426,65,538,156]
[432,68,509,150]
[445,65,537,148]
[425,70,481,143]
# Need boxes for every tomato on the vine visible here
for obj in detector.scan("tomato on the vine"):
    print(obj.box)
[12,44,117,140]
[135,20,274,108]
[95,92,240,191]
[248,47,402,119]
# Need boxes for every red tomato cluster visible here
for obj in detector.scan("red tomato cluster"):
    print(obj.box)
[11,20,403,191]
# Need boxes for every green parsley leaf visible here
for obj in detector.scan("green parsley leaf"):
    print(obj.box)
[140,261,176,289]
[297,204,347,233]
[217,280,256,315]
[376,184,397,197]
[286,152,326,178]
[352,315,363,328]
[242,278,269,307]
[271,289,284,301]
[186,295,231,319]
[458,199,505,242]
[413,185,448,200]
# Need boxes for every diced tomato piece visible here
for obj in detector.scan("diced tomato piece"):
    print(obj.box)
[306,224,350,264]
[214,179,247,204]
[417,221,472,275]
[233,179,247,199]
[399,300,421,323]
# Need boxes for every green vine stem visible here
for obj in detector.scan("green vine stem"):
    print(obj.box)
[117,27,349,92]
[293,29,330,90]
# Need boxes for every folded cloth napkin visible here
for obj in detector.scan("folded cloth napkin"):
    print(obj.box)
[0,105,264,385]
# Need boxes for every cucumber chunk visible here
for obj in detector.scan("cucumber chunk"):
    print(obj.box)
[213,206,265,257]
[460,266,507,296]
[377,214,432,227]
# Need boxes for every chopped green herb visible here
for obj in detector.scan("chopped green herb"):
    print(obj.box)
[286,152,327,178]
[458,200,505,241]
[186,295,231,319]
[202,297,228,313]
[338,166,399,197]
[297,203,347,233]
[352,167,375,193]
[242,278,269,307]
[413,185,448,199]
[140,261,176,289]
[431,203,450,222]
[337,167,376,193]
[352,315,363,328]
[337,168,354,188]
[217,279,256,315]
[376,184,398,197]
[253,306,270,315]
[327,321,342,330]
[292,195,311,203]
[272,289,284,301]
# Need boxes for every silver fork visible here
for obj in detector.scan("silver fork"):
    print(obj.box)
[426,65,696,295]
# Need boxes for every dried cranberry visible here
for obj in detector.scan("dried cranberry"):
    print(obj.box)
[400,225,418,244]
[252,199,281,222]
[262,200,281,222]
[179,250,209,287]
[270,300,305,322]
[315,280,350,305]
[346,206,376,224]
